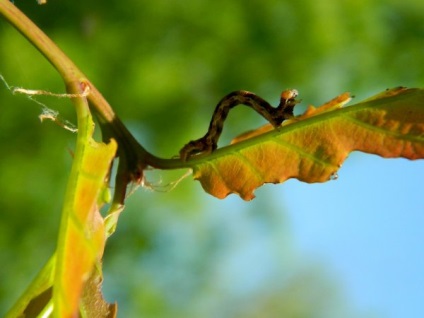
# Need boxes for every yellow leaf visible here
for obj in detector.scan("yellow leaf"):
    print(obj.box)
[53,89,117,317]
[191,88,424,200]
[231,92,352,144]
[54,137,117,317]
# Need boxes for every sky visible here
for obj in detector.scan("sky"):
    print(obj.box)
[281,152,424,318]
[145,150,424,317]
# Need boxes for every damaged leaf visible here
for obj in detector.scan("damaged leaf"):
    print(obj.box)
[189,88,424,200]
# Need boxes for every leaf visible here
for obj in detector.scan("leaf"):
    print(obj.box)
[53,93,117,317]
[80,269,117,318]
[231,92,353,144]
[190,88,424,200]
[4,93,118,318]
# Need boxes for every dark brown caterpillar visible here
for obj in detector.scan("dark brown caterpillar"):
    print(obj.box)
[180,89,299,161]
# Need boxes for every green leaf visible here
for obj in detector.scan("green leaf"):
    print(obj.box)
[190,88,424,200]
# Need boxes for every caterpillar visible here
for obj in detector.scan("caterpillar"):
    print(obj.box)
[179,89,299,161]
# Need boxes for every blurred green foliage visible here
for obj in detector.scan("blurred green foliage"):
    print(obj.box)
[0,0,423,317]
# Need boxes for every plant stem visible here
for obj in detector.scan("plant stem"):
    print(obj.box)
[0,0,193,175]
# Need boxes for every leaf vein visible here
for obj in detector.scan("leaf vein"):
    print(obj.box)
[234,151,264,180]
[271,137,335,168]
[343,114,424,142]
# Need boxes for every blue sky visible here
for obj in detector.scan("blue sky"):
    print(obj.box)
[148,151,424,317]
[281,153,424,317]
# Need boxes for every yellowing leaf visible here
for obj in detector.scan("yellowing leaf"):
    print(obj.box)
[231,92,352,144]
[54,93,117,317]
[4,84,118,317]
[190,88,424,200]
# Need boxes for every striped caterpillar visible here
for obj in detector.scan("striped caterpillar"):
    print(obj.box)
[180,89,299,161]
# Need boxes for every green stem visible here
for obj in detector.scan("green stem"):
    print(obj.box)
[0,0,193,171]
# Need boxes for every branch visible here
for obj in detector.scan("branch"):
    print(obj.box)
[0,0,192,203]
